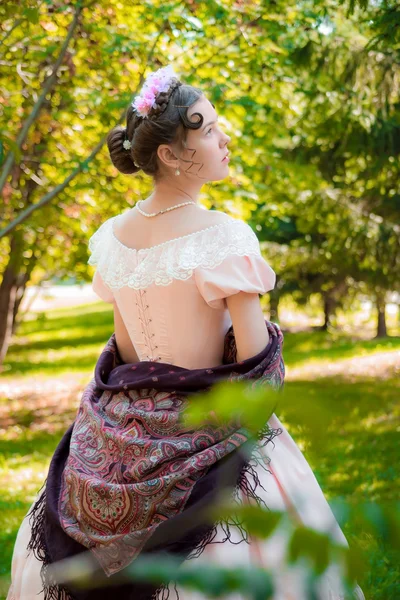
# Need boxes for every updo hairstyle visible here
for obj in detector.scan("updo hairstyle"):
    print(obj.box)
[107,76,210,181]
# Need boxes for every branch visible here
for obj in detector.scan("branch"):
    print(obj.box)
[0,19,169,238]
[0,0,48,47]
[0,1,84,194]
[191,14,263,72]
[0,19,23,47]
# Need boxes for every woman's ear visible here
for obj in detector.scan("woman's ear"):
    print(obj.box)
[157,144,179,169]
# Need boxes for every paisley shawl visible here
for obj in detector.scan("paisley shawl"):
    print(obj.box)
[27,318,285,600]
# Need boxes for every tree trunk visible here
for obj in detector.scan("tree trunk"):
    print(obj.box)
[269,290,280,322]
[322,292,336,331]
[12,277,43,336]
[11,271,32,336]
[3,104,51,343]
[0,232,25,367]
[376,291,387,338]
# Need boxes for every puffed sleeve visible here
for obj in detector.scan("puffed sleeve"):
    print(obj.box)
[92,269,116,304]
[87,217,116,305]
[194,252,276,310]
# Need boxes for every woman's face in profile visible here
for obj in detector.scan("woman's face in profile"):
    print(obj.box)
[183,96,231,181]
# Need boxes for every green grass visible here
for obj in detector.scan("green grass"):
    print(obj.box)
[1,302,114,378]
[281,326,400,368]
[0,302,399,598]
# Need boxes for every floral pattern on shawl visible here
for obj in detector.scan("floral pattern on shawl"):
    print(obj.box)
[58,320,285,576]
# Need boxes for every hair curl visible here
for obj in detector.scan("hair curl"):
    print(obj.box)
[107,76,211,181]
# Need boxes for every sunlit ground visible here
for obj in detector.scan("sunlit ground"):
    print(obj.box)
[0,299,399,598]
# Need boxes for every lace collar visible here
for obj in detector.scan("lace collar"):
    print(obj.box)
[110,214,234,254]
[88,214,263,289]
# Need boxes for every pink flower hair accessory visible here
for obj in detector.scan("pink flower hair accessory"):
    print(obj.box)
[132,65,178,118]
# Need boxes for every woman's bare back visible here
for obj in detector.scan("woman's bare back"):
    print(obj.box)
[113,203,231,252]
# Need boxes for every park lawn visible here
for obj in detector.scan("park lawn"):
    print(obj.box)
[0,302,399,598]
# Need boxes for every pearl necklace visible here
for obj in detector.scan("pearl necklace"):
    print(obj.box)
[136,199,196,217]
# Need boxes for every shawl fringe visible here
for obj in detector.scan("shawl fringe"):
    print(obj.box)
[27,482,71,600]
[27,424,282,600]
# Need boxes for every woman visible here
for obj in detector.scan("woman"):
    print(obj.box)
[7,65,365,600]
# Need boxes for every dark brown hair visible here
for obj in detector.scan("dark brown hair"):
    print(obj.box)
[107,77,211,181]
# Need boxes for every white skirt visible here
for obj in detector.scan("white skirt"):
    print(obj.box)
[6,414,366,600]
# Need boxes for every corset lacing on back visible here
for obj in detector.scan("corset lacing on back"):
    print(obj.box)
[135,288,161,362]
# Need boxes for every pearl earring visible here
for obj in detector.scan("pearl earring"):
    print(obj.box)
[175,166,180,176]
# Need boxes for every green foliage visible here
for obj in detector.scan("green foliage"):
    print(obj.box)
[48,552,275,599]
[42,498,400,597]
[215,504,284,540]
[183,379,279,434]
[0,303,399,598]
[0,0,398,365]
[1,0,400,593]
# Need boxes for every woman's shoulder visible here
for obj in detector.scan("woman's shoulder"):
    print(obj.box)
[198,208,233,224]
[185,207,256,237]
[198,209,257,237]
[168,206,234,234]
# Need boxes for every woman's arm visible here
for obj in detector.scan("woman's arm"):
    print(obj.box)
[226,292,270,362]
